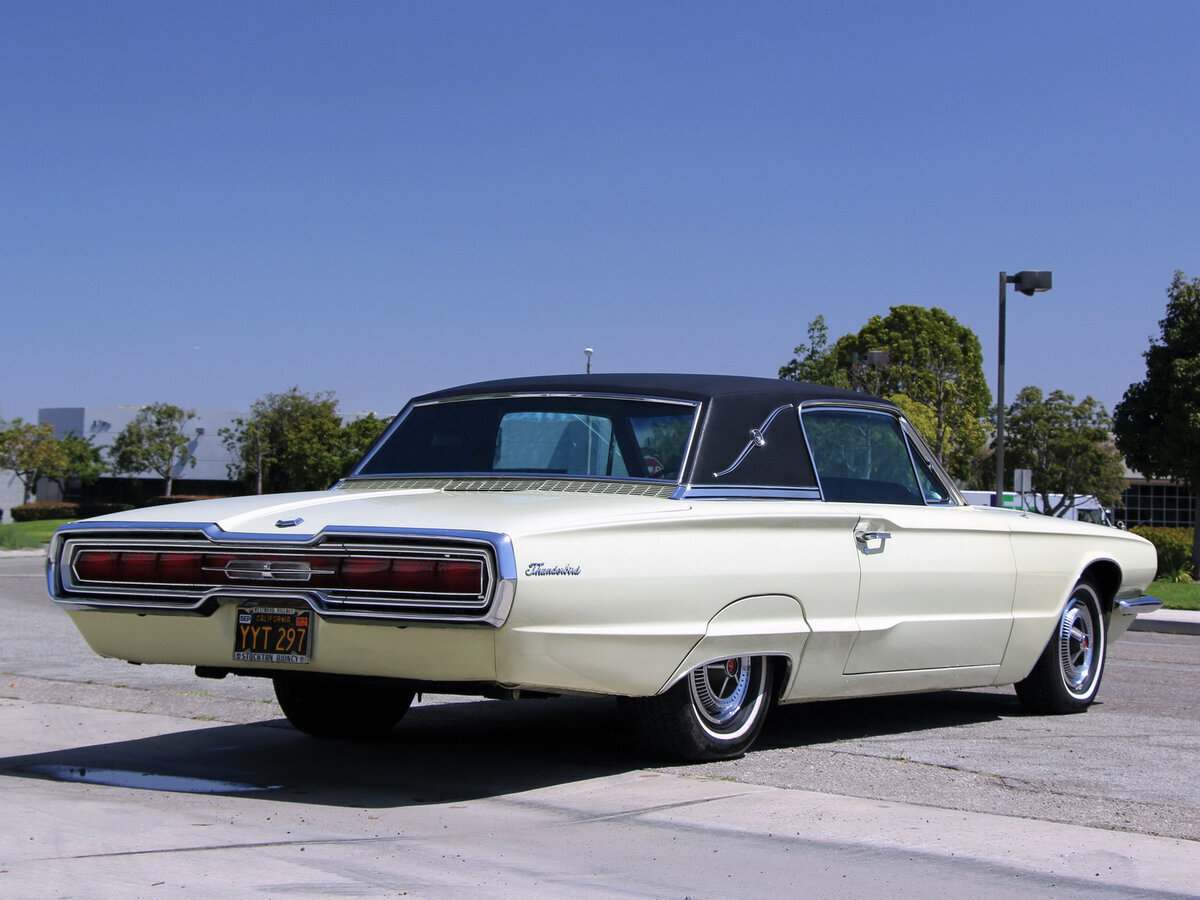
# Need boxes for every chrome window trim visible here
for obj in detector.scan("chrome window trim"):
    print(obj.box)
[48,521,518,627]
[798,398,903,416]
[350,391,703,485]
[672,484,822,501]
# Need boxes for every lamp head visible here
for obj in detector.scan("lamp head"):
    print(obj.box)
[1011,270,1052,296]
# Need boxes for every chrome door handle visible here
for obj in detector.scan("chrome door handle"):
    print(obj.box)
[855,530,892,544]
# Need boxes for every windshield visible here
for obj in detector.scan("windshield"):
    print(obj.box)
[355,396,698,482]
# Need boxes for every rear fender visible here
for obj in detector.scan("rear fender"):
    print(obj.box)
[660,594,809,696]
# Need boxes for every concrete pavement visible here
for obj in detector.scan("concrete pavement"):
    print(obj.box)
[1,697,1199,897]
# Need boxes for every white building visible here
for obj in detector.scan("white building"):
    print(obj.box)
[38,406,244,503]
[1,469,25,523]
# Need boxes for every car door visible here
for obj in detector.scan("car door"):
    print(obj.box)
[802,406,1017,675]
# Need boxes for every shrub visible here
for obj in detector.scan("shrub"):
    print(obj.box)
[77,502,137,519]
[1131,526,1194,581]
[11,501,80,522]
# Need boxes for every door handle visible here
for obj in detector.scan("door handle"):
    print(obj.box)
[855,530,892,544]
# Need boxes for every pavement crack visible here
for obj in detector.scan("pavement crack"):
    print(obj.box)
[34,834,407,863]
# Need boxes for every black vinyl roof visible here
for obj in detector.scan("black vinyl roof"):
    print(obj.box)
[406,374,895,491]
[412,373,880,407]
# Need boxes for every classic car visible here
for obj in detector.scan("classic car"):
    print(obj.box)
[47,374,1161,761]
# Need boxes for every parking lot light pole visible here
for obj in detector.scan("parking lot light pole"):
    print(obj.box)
[995,270,1052,506]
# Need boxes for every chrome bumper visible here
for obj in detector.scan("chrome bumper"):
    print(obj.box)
[1117,595,1163,616]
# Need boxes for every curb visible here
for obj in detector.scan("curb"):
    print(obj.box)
[1129,614,1200,636]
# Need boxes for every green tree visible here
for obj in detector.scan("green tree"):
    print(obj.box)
[0,419,68,504]
[834,306,990,481]
[45,433,108,499]
[1114,271,1200,571]
[778,316,850,388]
[340,413,391,472]
[222,388,354,493]
[886,393,940,451]
[109,403,197,497]
[1002,386,1126,516]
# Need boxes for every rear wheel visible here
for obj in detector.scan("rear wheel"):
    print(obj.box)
[622,656,773,762]
[273,674,415,739]
[1016,579,1106,714]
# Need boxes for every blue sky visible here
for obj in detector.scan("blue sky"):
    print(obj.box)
[2,1,1197,423]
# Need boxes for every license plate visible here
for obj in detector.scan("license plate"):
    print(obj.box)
[234,606,311,664]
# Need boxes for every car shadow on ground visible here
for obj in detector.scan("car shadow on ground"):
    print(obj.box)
[0,688,1023,808]
[0,695,645,808]
[0,686,1032,806]
[758,686,1020,750]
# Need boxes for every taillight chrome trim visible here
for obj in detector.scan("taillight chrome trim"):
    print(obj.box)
[48,522,517,627]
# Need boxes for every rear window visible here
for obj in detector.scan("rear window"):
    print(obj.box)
[357,396,697,481]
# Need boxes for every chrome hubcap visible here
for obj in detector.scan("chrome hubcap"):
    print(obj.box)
[1059,600,1096,692]
[690,656,753,727]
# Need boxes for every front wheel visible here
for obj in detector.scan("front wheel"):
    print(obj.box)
[1016,579,1106,714]
[273,674,415,739]
[621,656,774,762]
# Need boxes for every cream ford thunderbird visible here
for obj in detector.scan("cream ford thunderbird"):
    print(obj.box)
[48,374,1161,761]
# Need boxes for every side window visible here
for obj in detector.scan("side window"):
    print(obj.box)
[802,409,923,505]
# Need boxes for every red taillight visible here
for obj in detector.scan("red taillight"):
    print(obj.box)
[119,551,158,581]
[73,548,484,595]
[341,556,394,590]
[436,560,484,594]
[343,557,483,594]
[74,550,119,581]
[157,553,204,583]
[202,553,236,584]
[390,558,437,591]
[76,550,206,584]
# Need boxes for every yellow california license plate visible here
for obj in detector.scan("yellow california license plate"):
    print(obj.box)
[233,606,311,664]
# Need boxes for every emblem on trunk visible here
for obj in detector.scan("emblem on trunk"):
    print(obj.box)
[223,559,314,582]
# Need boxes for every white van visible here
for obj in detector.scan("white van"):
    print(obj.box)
[961,490,1117,527]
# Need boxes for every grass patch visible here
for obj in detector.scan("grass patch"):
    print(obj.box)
[1150,580,1200,611]
[0,519,71,551]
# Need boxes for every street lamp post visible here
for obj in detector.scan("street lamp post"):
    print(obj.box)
[584,347,594,375]
[995,270,1052,506]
